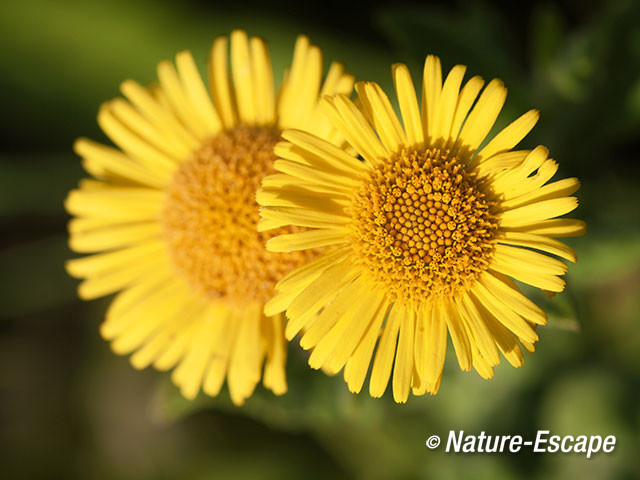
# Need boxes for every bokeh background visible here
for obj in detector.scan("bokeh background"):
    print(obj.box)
[1,0,639,478]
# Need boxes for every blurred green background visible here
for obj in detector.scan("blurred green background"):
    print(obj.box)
[1,0,639,478]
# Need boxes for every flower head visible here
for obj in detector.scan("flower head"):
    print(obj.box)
[258,56,585,403]
[65,30,353,405]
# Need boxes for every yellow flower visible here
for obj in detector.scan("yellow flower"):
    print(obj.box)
[257,56,585,403]
[65,30,354,405]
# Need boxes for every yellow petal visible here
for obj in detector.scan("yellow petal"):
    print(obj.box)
[260,205,350,229]
[392,63,424,146]
[450,75,484,140]
[273,141,362,180]
[414,302,431,379]
[471,282,539,344]
[230,30,256,125]
[74,138,168,188]
[499,197,579,228]
[300,278,363,351]
[455,294,500,366]
[494,244,568,276]
[266,228,349,252]
[97,103,178,176]
[209,36,237,128]
[276,247,350,294]
[480,271,547,325]
[69,222,160,253]
[324,286,385,374]
[65,186,163,221]
[170,308,219,399]
[503,218,586,238]
[474,109,539,164]
[286,256,358,319]
[281,129,367,174]
[227,305,264,405]
[369,305,401,398]
[500,178,580,211]
[497,231,577,263]
[249,36,276,125]
[421,55,442,140]
[108,98,186,162]
[357,81,406,152]
[203,308,239,396]
[157,60,208,139]
[273,158,359,192]
[433,65,466,141]
[343,299,390,393]
[261,313,288,395]
[120,79,199,152]
[321,95,388,165]
[457,79,507,153]
[392,305,415,403]
[425,299,447,393]
[444,298,472,371]
[66,240,165,278]
[175,50,222,135]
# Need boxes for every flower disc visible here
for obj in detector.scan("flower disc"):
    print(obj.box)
[350,146,499,302]
[162,125,313,306]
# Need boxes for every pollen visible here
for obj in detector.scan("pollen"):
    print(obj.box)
[350,147,499,303]
[161,125,315,307]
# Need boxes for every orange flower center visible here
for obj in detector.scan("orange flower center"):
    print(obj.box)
[161,125,315,307]
[350,146,499,302]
